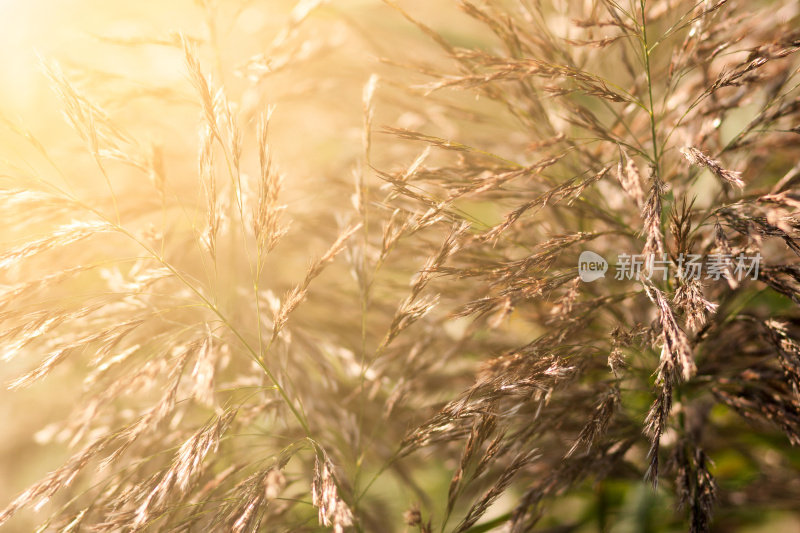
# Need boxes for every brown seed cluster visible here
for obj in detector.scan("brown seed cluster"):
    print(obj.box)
[1,0,800,532]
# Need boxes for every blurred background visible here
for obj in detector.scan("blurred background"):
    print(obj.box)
[1,1,800,531]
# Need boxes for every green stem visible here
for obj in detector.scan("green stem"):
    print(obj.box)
[640,0,660,175]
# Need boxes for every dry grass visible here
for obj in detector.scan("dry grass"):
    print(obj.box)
[1,0,800,531]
